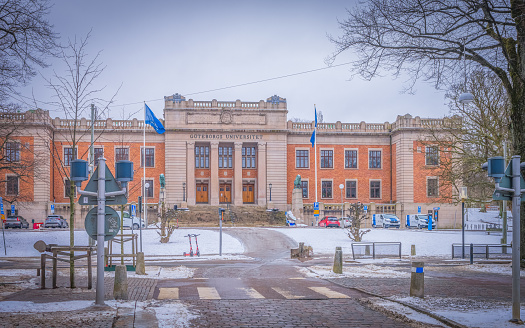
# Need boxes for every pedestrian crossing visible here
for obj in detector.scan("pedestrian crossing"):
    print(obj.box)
[156,285,353,300]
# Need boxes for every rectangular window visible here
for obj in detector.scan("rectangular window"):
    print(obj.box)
[346,180,357,198]
[115,147,129,161]
[427,178,439,197]
[219,146,233,168]
[322,181,332,198]
[301,180,308,198]
[195,146,209,168]
[320,150,333,168]
[369,150,382,169]
[94,147,104,166]
[345,150,357,168]
[64,178,76,198]
[64,147,76,166]
[141,148,155,167]
[6,175,18,196]
[5,142,20,162]
[242,146,256,168]
[370,180,381,199]
[145,179,153,198]
[296,150,309,168]
[425,146,439,166]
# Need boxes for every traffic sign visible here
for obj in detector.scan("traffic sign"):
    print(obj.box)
[130,204,136,216]
[492,160,525,201]
[433,207,440,210]
[51,204,55,214]
[418,206,421,213]
[313,202,319,210]
[84,206,120,241]
[364,205,368,212]
[313,209,320,215]
[0,197,4,215]
[78,165,127,205]
[11,205,15,214]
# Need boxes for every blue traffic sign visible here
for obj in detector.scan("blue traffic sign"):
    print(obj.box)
[0,197,3,214]
[313,202,319,210]
[418,206,421,213]
[51,204,55,214]
[433,207,440,210]
[11,205,15,214]
[131,204,136,216]
[364,205,368,212]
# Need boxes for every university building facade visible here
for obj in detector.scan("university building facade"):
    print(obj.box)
[1,94,459,227]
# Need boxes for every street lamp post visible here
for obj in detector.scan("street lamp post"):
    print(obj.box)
[269,183,272,202]
[183,182,186,202]
[339,184,344,220]
[460,187,467,259]
[144,182,149,227]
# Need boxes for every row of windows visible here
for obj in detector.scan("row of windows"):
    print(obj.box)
[62,147,155,167]
[299,177,439,199]
[195,146,257,169]
[295,146,441,169]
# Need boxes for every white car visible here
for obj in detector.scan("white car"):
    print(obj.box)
[406,214,436,229]
[117,211,145,230]
[339,217,352,228]
[373,214,401,228]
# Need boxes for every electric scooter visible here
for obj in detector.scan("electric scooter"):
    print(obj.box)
[193,234,200,257]
[183,234,194,257]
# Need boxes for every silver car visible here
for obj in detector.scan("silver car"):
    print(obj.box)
[44,215,68,228]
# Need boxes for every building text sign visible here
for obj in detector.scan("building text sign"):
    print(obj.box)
[190,134,264,140]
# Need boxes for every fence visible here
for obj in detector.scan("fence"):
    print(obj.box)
[451,243,512,259]
[351,242,402,260]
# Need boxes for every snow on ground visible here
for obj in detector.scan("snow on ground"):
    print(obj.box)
[298,263,410,279]
[0,228,244,258]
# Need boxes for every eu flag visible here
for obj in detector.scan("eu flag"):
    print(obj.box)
[145,104,165,134]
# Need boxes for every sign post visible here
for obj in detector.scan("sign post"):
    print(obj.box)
[0,197,4,255]
[313,202,319,226]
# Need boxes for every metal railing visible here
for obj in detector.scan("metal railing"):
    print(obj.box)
[351,242,402,260]
[451,243,512,259]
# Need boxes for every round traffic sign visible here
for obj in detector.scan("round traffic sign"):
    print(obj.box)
[84,206,120,241]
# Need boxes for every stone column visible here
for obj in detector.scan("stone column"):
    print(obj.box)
[186,141,196,206]
[257,142,267,206]
[210,141,219,205]
[234,142,243,206]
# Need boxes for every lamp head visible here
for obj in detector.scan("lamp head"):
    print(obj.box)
[459,92,474,104]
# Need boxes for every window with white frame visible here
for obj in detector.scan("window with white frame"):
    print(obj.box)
[5,142,20,162]
[370,180,381,199]
[115,147,129,161]
[345,149,357,168]
[369,150,381,169]
[63,147,76,166]
[94,147,104,166]
[301,180,308,198]
[346,180,357,198]
[195,145,210,168]
[242,146,256,168]
[427,177,439,197]
[425,146,439,166]
[322,180,332,198]
[144,179,154,198]
[219,146,233,168]
[320,150,333,168]
[296,149,309,168]
[6,175,18,196]
[64,178,76,198]
[141,148,155,167]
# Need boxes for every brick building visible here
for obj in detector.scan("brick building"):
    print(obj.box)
[0,94,460,228]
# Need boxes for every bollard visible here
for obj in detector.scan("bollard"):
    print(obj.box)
[411,245,416,256]
[113,265,128,300]
[135,252,146,275]
[299,242,305,257]
[365,245,371,256]
[333,247,343,274]
[470,243,474,264]
[410,261,424,298]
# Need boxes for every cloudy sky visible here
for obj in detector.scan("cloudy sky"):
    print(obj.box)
[16,0,450,124]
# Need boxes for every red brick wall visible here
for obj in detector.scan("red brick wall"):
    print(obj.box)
[219,169,233,178]
[287,144,393,204]
[242,169,257,179]
[1,136,35,202]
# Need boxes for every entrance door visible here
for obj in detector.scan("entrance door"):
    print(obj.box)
[219,184,231,203]
[196,184,208,203]
[242,184,254,203]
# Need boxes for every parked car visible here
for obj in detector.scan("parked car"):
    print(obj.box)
[373,214,401,228]
[319,216,340,228]
[118,211,145,230]
[4,215,29,229]
[44,215,68,228]
[406,214,436,229]
[339,217,352,228]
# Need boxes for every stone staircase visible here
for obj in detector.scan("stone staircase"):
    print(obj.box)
[176,205,286,227]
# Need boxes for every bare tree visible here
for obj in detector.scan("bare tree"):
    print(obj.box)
[0,0,57,103]
[422,70,510,204]
[345,202,370,242]
[44,33,117,287]
[328,0,525,265]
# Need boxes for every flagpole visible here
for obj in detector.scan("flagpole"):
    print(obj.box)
[143,102,146,251]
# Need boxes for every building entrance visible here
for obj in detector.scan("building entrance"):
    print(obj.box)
[196,183,208,203]
[242,184,255,204]
[219,184,231,203]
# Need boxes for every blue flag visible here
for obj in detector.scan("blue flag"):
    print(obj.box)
[145,104,165,134]
[310,130,315,147]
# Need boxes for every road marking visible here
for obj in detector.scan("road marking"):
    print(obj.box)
[239,287,265,299]
[309,287,350,299]
[157,287,179,300]
[198,287,221,299]
[289,277,306,280]
[272,287,304,299]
